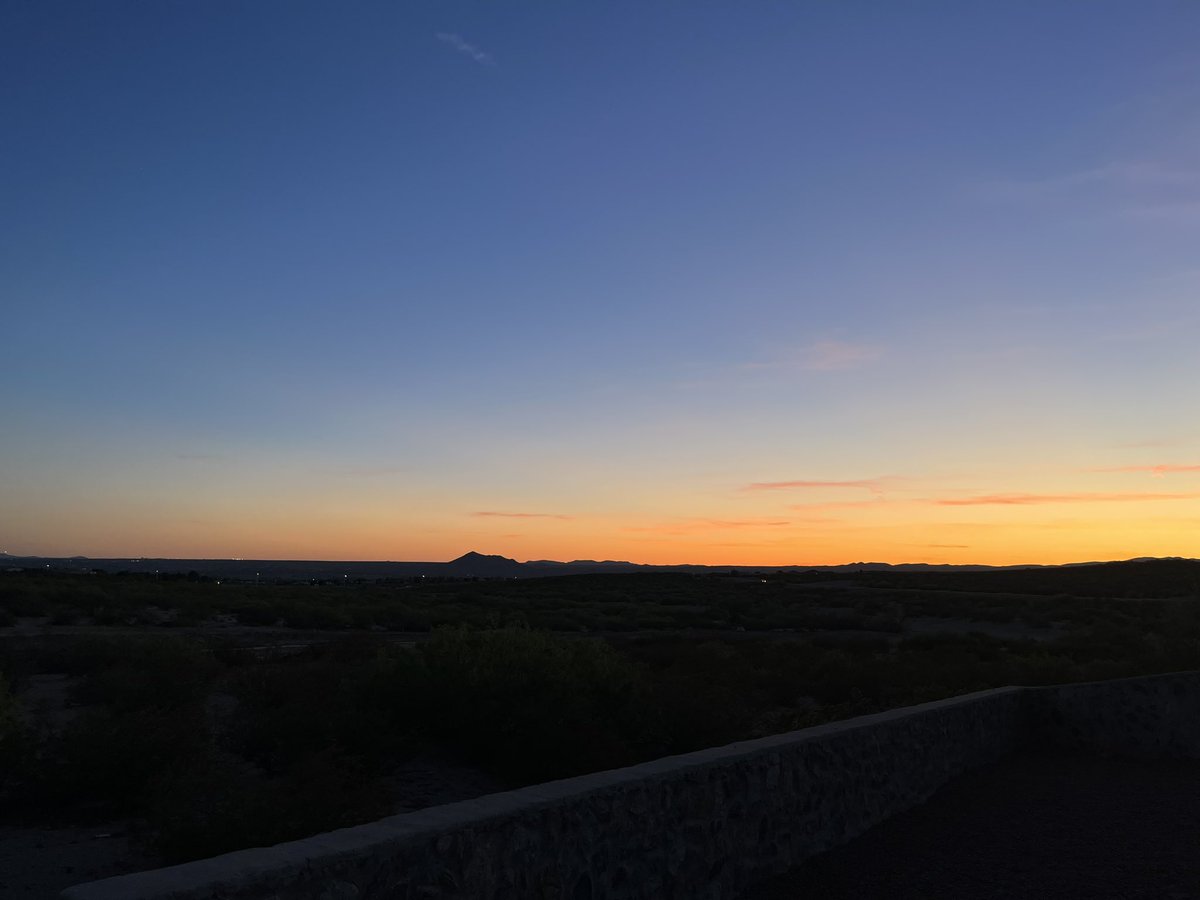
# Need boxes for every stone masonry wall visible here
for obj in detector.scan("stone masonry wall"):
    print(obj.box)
[62,687,1030,900]
[64,672,1200,900]
[1032,671,1200,759]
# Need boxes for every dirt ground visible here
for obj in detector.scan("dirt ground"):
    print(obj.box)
[0,821,156,900]
[0,755,507,900]
[744,751,1200,900]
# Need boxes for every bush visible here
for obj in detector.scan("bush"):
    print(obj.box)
[0,585,48,617]
[0,672,38,805]
[148,747,391,863]
[71,637,219,712]
[229,637,425,775]
[0,673,18,742]
[421,628,650,783]
[234,604,281,626]
[38,704,209,813]
[281,603,350,630]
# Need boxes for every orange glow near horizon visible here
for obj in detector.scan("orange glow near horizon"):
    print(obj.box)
[5,4,1200,578]
[5,437,1198,568]
[9,486,1198,568]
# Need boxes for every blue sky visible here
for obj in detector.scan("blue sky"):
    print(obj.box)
[3,2,1199,563]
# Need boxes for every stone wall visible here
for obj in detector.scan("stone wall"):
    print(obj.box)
[1033,671,1200,759]
[63,672,1200,900]
[62,687,1030,900]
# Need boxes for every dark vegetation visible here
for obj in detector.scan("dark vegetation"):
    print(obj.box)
[1,560,1199,865]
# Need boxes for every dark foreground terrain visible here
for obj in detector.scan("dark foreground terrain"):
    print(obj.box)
[2,560,1200,896]
[745,751,1200,900]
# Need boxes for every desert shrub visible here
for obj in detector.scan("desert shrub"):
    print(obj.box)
[5,636,221,816]
[233,603,282,626]
[230,636,425,775]
[420,628,649,783]
[38,704,209,814]
[370,604,431,631]
[7,565,1200,859]
[0,585,49,617]
[48,604,83,625]
[0,672,22,758]
[280,603,351,629]
[0,672,38,806]
[148,747,391,863]
[70,637,219,711]
[0,673,15,734]
[623,639,767,751]
[48,585,107,614]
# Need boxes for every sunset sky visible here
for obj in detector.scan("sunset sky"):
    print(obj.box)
[3,2,1199,565]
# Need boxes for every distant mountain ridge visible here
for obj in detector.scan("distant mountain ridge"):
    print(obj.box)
[2,550,1196,581]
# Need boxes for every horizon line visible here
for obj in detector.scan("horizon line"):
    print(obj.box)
[3,549,1193,570]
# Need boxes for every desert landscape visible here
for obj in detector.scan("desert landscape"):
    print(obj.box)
[4,558,1200,896]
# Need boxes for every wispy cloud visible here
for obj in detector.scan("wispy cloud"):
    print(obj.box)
[1114,435,1193,449]
[977,161,1200,202]
[623,518,794,536]
[1092,464,1200,477]
[974,159,1200,227]
[800,340,881,371]
[436,32,493,65]
[788,498,896,512]
[174,452,223,462]
[473,511,572,520]
[1063,162,1198,188]
[1125,201,1200,224]
[744,478,891,494]
[335,464,408,478]
[702,538,817,549]
[925,543,971,549]
[936,492,1199,506]
[746,340,882,373]
[676,338,883,391]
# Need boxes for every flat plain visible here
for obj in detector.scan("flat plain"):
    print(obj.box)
[2,559,1199,897]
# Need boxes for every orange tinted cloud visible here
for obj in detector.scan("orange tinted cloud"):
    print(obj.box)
[623,518,793,535]
[788,498,893,512]
[799,340,882,371]
[1115,439,1183,449]
[744,478,889,493]
[743,340,882,373]
[472,511,573,520]
[936,492,1199,506]
[1093,464,1200,477]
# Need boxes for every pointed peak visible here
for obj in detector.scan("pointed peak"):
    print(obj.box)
[450,550,517,564]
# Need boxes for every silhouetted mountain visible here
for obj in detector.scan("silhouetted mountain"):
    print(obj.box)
[445,552,526,577]
[1,553,1195,582]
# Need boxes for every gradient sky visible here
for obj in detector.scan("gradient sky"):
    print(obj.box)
[3,2,1199,565]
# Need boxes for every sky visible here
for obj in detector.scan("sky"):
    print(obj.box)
[2,1,1199,566]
